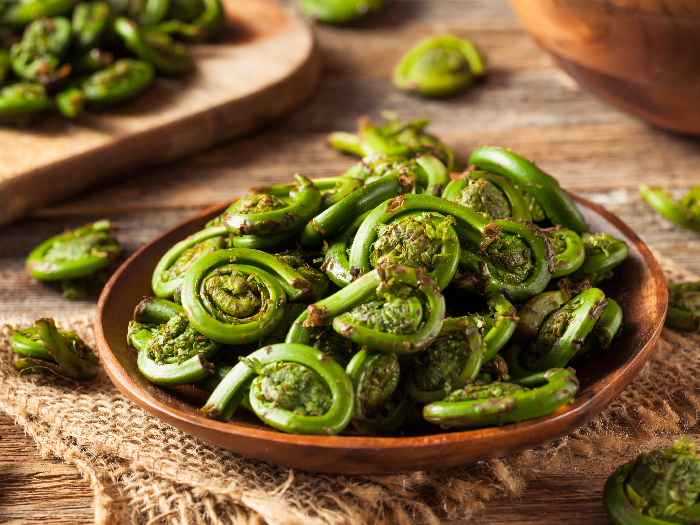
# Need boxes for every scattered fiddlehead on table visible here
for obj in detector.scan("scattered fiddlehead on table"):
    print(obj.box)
[299,0,390,26]
[604,437,700,525]
[26,219,122,291]
[0,81,51,125]
[640,184,700,234]
[666,282,700,331]
[393,34,485,98]
[10,318,100,381]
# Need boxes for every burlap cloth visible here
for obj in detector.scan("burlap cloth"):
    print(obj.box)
[2,254,700,525]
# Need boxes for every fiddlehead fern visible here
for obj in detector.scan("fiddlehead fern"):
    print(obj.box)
[346,348,415,434]
[666,282,700,331]
[9,16,73,84]
[300,170,414,248]
[0,81,51,125]
[81,58,155,108]
[225,174,322,241]
[328,113,461,172]
[542,226,585,278]
[136,312,220,386]
[180,248,322,344]
[287,266,445,355]
[299,0,389,25]
[114,17,192,75]
[640,184,700,234]
[468,147,587,233]
[566,232,629,285]
[442,170,532,221]
[393,34,485,98]
[508,287,620,375]
[201,343,354,435]
[604,437,700,525]
[367,212,459,290]
[406,316,485,404]
[422,368,579,429]
[151,225,230,298]
[26,219,121,281]
[12,318,100,381]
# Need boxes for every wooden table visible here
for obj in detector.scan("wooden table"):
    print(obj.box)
[1,0,699,523]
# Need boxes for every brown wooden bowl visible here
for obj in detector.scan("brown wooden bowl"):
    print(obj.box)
[507,0,700,136]
[95,195,667,474]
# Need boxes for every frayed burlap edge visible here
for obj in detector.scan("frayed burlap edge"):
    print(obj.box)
[2,253,700,524]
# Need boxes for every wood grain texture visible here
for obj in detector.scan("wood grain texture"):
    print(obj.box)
[0,0,320,227]
[1,0,700,521]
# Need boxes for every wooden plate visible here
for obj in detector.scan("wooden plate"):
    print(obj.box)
[0,0,319,227]
[94,195,667,474]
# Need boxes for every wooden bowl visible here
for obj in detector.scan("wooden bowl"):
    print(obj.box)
[507,0,700,136]
[95,195,667,474]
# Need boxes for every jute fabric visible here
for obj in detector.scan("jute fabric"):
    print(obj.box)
[1,254,699,525]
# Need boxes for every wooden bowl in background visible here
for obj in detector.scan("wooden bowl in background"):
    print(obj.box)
[507,0,700,135]
[94,195,667,474]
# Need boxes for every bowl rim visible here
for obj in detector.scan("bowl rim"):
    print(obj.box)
[94,193,668,473]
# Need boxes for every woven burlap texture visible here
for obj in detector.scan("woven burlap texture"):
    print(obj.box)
[2,255,699,525]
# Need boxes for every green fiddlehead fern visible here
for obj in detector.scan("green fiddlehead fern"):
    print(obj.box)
[640,184,700,234]
[364,211,460,290]
[442,170,532,221]
[71,1,110,52]
[299,0,389,25]
[151,224,230,298]
[0,0,78,28]
[542,226,585,278]
[393,34,485,98]
[180,248,321,344]
[300,170,414,248]
[346,348,415,434]
[114,17,192,75]
[201,343,354,435]
[26,219,121,281]
[135,311,221,386]
[406,316,485,404]
[225,174,322,239]
[11,318,100,380]
[509,287,618,374]
[666,282,700,331]
[566,232,629,285]
[81,58,155,107]
[0,81,51,125]
[604,437,700,525]
[468,147,587,233]
[328,113,461,172]
[422,368,579,429]
[10,16,73,84]
[287,266,445,355]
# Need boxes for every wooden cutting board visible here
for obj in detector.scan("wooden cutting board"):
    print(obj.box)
[0,0,319,226]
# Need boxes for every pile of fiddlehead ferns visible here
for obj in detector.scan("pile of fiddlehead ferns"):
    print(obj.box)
[0,0,223,125]
[128,115,628,436]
